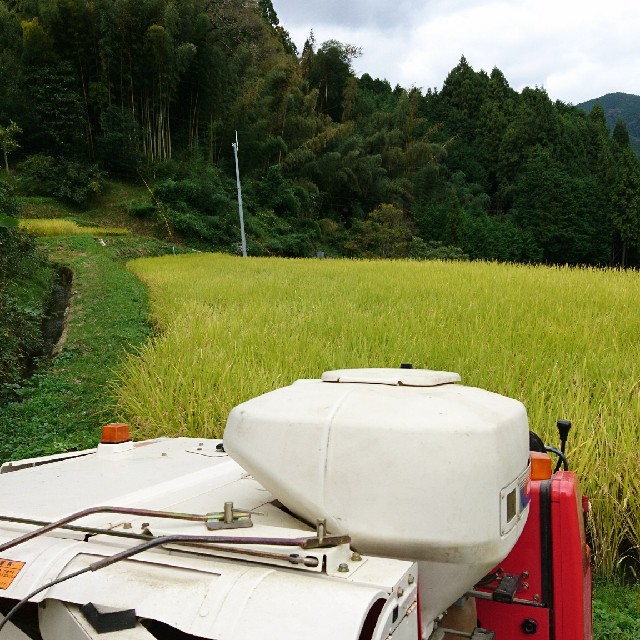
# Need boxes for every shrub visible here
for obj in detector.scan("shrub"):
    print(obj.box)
[164,206,237,249]
[125,200,156,219]
[345,204,413,258]
[409,237,468,261]
[17,154,105,205]
[16,154,57,194]
[246,209,318,257]
[0,226,53,401]
[154,176,234,216]
[0,179,21,218]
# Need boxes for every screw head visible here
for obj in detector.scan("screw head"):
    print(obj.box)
[397,587,404,597]
[337,563,350,573]
[408,575,415,585]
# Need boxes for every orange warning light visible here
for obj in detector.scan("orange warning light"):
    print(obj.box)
[101,423,131,444]
[530,451,552,480]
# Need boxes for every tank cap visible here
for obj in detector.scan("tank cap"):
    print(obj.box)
[321,368,461,387]
[101,423,131,444]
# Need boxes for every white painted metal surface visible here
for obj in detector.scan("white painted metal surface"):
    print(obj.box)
[0,436,418,639]
[0,368,534,639]
[0,616,30,640]
[225,368,531,630]
[320,368,461,386]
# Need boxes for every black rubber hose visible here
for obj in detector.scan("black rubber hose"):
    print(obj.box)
[545,446,569,472]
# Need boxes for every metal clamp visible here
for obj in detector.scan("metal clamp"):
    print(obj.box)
[206,502,254,530]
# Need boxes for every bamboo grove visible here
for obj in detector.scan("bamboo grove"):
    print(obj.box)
[1,0,640,265]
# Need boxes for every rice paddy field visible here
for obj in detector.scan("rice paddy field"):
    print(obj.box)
[114,253,640,576]
[19,218,128,236]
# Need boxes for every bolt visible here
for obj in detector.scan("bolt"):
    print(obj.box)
[397,587,404,597]
[533,594,540,602]
[141,522,149,528]
[351,552,362,562]
[161,452,167,457]
[224,502,234,524]
[522,571,529,579]
[337,563,350,573]
[408,575,415,585]
[123,522,132,530]
[316,519,326,545]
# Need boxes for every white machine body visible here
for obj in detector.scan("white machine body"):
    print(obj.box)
[0,437,417,640]
[0,368,531,639]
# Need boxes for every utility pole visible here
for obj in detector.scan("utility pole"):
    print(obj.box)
[232,131,247,257]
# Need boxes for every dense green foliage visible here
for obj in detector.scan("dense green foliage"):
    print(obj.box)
[0,180,54,401]
[1,1,639,264]
[593,580,640,639]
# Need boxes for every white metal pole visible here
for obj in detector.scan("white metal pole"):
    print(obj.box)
[232,131,247,257]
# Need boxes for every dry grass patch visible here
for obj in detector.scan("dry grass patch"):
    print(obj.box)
[20,219,128,237]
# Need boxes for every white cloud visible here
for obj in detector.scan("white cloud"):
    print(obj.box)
[273,0,640,103]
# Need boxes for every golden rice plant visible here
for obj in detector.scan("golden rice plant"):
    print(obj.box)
[20,218,128,236]
[113,253,640,575]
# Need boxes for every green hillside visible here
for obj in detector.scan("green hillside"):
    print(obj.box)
[577,92,640,157]
[2,1,640,267]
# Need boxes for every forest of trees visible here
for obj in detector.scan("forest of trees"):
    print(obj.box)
[1,0,640,265]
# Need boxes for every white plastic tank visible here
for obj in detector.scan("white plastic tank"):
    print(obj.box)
[224,368,531,630]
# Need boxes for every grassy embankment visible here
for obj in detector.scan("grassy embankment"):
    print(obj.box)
[0,232,154,461]
[0,184,180,462]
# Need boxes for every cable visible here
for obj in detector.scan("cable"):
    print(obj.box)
[0,566,91,634]
[545,446,569,472]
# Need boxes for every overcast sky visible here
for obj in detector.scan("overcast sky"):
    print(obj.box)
[272,0,640,105]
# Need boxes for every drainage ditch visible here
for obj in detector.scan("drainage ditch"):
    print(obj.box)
[21,265,74,381]
[42,265,73,357]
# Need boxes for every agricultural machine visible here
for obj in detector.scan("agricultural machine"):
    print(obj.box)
[0,367,592,639]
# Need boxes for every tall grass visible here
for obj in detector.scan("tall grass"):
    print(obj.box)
[114,254,640,576]
[19,219,128,236]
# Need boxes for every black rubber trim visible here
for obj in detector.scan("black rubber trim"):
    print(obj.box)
[539,479,554,640]
[529,431,547,453]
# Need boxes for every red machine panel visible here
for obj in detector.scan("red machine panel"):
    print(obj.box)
[476,469,592,639]
[551,471,592,640]
[476,601,550,639]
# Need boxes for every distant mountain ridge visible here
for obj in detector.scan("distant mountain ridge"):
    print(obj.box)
[577,92,640,157]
